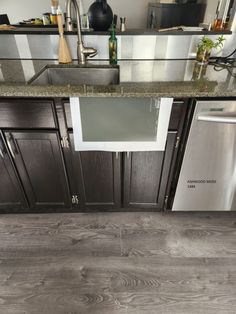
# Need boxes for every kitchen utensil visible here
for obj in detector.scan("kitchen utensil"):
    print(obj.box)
[81,14,90,30]
[0,14,10,25]
[42,13,51,25]
[88,0,113,31]
[51,0,59,6]
[0,24,15,30]
[113,14,118,28]
[57,8,72,64]
[51,0,59,14]
[120,17,126,32]
[50,14,58,25]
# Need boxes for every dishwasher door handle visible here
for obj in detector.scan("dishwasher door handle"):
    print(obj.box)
[197,113,236,124]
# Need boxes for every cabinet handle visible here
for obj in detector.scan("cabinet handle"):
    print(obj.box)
[126,152,130,159]
[6,134,19,159]
[115,152,119,159]
[0,135,6,159]
[7,135,15,158]
[0,148,4,159]
[197,113,236,124]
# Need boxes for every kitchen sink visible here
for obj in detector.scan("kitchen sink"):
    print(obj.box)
[28,64,120,86]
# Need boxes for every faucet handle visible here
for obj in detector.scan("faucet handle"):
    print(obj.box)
[77,44,97,64]
[83,47,98,58]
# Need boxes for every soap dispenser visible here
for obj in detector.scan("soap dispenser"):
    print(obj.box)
[109,23,117,65]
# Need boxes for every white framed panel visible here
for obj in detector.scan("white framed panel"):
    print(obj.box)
[70,97,173,152]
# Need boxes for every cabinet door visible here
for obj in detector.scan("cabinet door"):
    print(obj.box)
[68,134,121,210]
[0,132,28,211]
[123,132,177,210]
[4,131,71,210]
[0,98,56,129]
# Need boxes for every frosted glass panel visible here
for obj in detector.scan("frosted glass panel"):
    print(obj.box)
[70,97,173,152]
[79,98,159,142]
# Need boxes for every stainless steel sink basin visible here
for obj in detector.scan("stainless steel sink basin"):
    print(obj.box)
[28,64,120,86]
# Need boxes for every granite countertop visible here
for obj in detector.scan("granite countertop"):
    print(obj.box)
[1,27,232,36]
[0,59,236,98]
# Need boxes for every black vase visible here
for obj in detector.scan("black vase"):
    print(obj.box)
[88,0,113,31]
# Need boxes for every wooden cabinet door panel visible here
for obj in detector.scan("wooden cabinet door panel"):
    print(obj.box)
[68,134,121,210]
[4,131,71,209]
[0,133,28,211]
[124,132,177,209]
[0,99,56,129]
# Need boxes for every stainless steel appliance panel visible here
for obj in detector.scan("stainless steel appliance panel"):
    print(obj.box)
[173,100,236,211]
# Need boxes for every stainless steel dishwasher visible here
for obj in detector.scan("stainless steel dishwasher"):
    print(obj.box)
[173,100,236,211]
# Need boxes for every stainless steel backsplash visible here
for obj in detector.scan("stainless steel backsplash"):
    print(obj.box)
[0,33,235,60]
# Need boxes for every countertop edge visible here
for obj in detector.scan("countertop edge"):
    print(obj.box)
[0,28,232,36]
[0,85,235,98]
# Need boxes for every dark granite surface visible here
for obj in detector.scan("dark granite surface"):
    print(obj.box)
[1,27,232,36]
[0,59,235,98]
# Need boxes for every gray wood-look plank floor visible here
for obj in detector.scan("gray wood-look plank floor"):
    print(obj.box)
[0,212,236,314]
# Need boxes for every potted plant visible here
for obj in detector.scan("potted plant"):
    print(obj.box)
[196,35,225,64]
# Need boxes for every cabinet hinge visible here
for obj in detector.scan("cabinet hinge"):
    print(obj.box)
[175,136,180,149]
[72,195,79,205]
[61,136,69,148]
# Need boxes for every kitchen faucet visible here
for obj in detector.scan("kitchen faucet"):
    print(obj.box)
[65,0,97,64]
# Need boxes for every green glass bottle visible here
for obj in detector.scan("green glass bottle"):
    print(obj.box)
[109,24,117,65]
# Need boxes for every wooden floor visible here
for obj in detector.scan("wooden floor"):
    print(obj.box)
[0,212,236,314]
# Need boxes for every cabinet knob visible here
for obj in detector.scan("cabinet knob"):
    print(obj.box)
[72,195,79,205]
[74,195,79,204]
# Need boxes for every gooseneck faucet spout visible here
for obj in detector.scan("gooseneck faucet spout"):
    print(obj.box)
[65,0,97,64]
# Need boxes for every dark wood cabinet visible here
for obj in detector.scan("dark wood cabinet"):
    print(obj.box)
[67,134,121,210]
[0,97,188,213]
[62,98,187,211]
[3,131,71,210]
[123,132,177,209]
[0,99,56,129]
[0,132,28,211]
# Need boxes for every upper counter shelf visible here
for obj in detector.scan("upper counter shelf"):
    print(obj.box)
[0,27,232,36]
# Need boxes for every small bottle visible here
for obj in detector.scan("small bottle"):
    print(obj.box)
[120,17,126,32]
[109,24,117,65]
[212,0,230,30]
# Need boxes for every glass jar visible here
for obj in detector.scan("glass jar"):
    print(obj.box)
[196,48,211,64]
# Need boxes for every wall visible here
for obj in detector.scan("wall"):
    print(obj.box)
[0,0,150,27]
[204,0,218,24]
[0,0,66,24]
[1,0,215,28]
